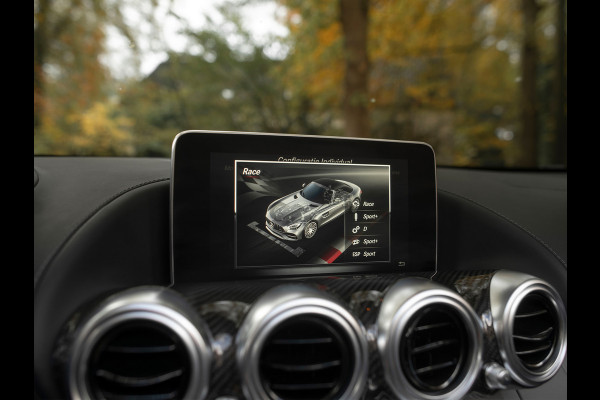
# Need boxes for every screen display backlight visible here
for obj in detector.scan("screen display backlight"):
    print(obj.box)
[234,160,391,268]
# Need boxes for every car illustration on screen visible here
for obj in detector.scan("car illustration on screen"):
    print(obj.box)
[265,178,362,240]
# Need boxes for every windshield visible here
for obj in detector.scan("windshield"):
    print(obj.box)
[301,182,329,204]
[33,0,566,169]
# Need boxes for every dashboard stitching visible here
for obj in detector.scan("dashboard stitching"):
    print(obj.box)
[438,189,567,269]
[33,177,171,291]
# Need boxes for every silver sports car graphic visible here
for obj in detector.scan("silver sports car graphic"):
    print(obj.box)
[265,178,362,240]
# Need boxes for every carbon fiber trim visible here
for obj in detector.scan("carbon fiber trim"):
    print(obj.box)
[56,270,563,399]
[174,272,452,399]
[177,274,412,399]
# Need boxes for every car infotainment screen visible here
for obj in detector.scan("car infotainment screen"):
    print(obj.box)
[171,131,437,283]
[235,160,391,268]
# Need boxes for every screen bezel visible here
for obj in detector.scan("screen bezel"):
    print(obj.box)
[170,130,437,283]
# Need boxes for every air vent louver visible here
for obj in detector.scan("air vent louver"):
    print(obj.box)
[377,278,483,400]
[401,305,468,393]
[89,320,191,400]
[512,292,558,371]
[490,270,567,387]
[259,315,352,400]
[236,284,368,400]
[67,287,212,400]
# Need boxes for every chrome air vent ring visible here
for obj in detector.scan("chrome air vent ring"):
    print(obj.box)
[377,278,483,400]
[490,270,567,387]
[400,303,470,392]
[67,287,213,400]
[236,284,369,400]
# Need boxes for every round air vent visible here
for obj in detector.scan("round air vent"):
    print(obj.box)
[67,287,212,400]
[236,284,368,400]
[490,270,567,387]
[400,304,469,392]
[260,314,354,399]
[377,278,483,400]
[88,319,191,399]
[513,292,558,370]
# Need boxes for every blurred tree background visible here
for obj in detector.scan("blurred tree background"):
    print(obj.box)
[34,0,566,168]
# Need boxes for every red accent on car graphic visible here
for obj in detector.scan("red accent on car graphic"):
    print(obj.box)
[320,246,342,263]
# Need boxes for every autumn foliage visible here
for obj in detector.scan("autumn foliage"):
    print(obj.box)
[34,0,566,168]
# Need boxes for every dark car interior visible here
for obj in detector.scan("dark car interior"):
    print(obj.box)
[34,0,567,398]
[34,131,566,400]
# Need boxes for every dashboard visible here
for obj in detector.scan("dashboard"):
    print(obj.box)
[34,131,567,400]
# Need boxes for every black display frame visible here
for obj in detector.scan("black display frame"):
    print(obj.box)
[170,130,437,283]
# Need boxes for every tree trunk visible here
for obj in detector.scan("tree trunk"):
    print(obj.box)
[518,0,540,167]
[553,0,567,167]
[339,0,370,137]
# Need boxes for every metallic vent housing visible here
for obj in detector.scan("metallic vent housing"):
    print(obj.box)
[377,278,483,400]
[490,270,567,387]
[235,284,369,400]
[67,286,213,400]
